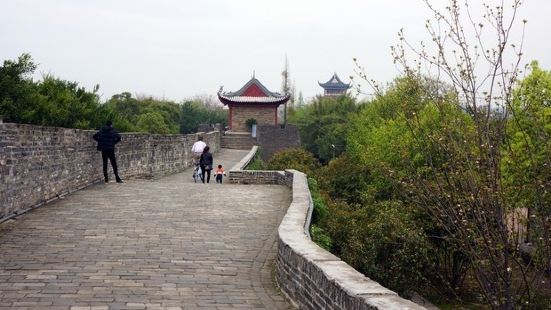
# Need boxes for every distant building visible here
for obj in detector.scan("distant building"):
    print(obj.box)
[218,77,290,132]
[318,73,351,96]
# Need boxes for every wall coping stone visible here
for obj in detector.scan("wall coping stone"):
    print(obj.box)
[230,145,258,171]
[230,147,426,310]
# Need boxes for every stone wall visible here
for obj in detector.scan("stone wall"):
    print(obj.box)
[228,146,293,186]
[256,124,301,161]
[197,123,223,133]
[0,122,220,221]
[232,106,276,132]
[229,170,292,186]
[229,147,425,310]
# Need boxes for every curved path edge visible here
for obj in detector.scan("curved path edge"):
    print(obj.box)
[229,146,427,310]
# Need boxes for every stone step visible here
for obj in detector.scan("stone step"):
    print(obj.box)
[222,143,254,147]
[221,135,256,150]
[221,142,255,146]
[222,139,255,143]
[221,141,255,145]
[221,136,255,140]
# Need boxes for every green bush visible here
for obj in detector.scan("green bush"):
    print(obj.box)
[308,177,328,222]
[180,100,227,134]
[325,200,433,296]
[307,177,332,251]
[310,224,332,251]
[0,54,109,130]
[245,151,265,170]
[136,112,170,134]
[288,95,358,163]
[266,148,320,177]
[317,153,372,205]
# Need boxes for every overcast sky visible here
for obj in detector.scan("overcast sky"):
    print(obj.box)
[1,0,550,103]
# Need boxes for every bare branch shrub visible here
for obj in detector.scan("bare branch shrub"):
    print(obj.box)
[356,0,550,308]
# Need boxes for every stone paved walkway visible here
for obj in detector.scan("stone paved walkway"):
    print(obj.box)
[0,149,293,310]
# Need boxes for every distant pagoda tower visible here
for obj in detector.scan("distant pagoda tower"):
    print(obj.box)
[318,73,351,96]
[218,76,290,132]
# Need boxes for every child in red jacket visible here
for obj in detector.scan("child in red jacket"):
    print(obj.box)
[215,165,226,184]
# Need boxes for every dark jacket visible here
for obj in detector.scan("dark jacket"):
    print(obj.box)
[93,125,121,151]
[200,152,213,169]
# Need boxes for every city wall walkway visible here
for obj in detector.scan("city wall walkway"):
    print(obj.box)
[0,149,293,310]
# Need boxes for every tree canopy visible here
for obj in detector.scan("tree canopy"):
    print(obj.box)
[0,54,227,134]
[288,94,358,163]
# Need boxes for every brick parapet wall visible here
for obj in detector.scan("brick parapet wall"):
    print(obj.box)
[229,148,425,310]
[0,122,220,221]
[229,170,291,185]
[231,106,276,132]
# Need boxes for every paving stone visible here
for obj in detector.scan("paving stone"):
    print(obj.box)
[0,149,293,309]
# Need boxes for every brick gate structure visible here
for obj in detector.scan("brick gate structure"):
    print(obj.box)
[218,76,289,132]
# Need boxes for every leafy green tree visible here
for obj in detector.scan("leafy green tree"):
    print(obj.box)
[503,61,551,274]
[107,92,140,119]
[140,97,182,133]
[347,77,441,200]
[1,54,227,135]
[0,54,109,129]
[106,92,182,133]
[136,112,171,134]
[324,199,433,296]
[0,54,38,123]
[317,153,371,206]
[265,148,320,177]
[32,75,103,129]
[289,95,358,163]
[375,0,546,305]
[181,101,204,134]
[180,99,227,134]
[345,76,474,297]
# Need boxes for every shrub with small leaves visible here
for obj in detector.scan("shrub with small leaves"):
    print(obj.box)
[307,177,333,251]
[310,224,332,251]
[266,148,320,177]
[325,200,433,296]
[245,151,265,170]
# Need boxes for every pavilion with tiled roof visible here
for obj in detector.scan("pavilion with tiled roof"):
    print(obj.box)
[318,73,351,96]
[218,77,289,132]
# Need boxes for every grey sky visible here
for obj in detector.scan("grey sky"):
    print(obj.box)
[1,0,549,103]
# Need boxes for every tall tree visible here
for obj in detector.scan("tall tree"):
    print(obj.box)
[355,0,546,307]
[0,54,107,129]
[0,53,37,123]
[503,61,551,279]
[105,92,182,133]
[180,97,227,134]
[281,56,292,127]
[290,95,358,163]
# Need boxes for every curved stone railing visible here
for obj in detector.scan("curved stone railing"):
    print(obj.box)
[0,122,220,222]
[230,145,258,171]
[229,147,425,310]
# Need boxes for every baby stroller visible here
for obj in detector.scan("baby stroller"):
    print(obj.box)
[192,160,203,183]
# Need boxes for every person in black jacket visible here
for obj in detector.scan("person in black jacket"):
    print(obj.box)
[93,121,123,183]
[199,146,214,184]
